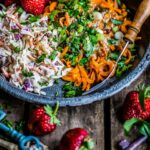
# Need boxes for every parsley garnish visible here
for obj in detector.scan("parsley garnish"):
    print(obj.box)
[14,47,21,53]
[36,54,47,63]
[22,70,33,77]
[49,51,57,61]
[63,82,82,97]
[16,7,24,14]
[28,16,40,23]
[79,58,88,66]
[38,80,49,87]
[49,10,59,22]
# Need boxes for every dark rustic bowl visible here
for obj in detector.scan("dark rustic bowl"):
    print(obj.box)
[0,2,150,106]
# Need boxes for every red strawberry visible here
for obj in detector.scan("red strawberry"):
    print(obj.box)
[59,128,94,150]
[31,107,45,122]
[38,114,56,134]
[123,86,150,121]
[21,0,46,15]
[28,103,60,136]
[45,0,50,5]
[4,0,16,6]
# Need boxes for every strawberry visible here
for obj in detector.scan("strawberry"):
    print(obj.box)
[123,86,150,121]
[28,103,60,136]
[59,128,94,150]
[21,0,46,15]
[4,0,17,6]
[45,0,50,5]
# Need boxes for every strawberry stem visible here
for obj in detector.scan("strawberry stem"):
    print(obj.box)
[53,101,59,115]
[138,85,150,110]
[79,138,94,150]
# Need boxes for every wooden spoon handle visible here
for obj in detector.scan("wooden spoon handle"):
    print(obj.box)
[125,0,150,42]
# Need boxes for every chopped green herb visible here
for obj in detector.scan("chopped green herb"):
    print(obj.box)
[116,61,132,77]
[38,80,49,86]
[14,47,21,53]
[59,28,67,42]
[16,7,24,14]
[63,82,76,91]
[112,26,119,33]
[55,79,59,84]
[108,38,118,45]
[36,54,46,63]
[55,92,59,96]
[21,21,28,25]
[79,58,88,66]
[49,10,59,22]
[112,19,123,25]
[65,90,76,98]
[22,70,33,77]
[63,82,82,97]
[109,52,119,60]
[77,24,84,33]
[28,16,40,23]
[49,51,57,61]
[96,33,104,41]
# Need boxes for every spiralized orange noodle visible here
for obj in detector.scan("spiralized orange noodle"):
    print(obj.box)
[43,0,136,92]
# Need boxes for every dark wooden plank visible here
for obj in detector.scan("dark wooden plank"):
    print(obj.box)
[0,91,25,124]
[28,102,104,150]
[110,66,150,150]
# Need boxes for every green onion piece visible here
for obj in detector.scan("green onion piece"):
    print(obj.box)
[112,26,119,33]
[78,24,84,33]
[96,33,104,41]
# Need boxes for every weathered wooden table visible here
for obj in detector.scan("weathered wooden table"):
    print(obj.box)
[0,65,149,150]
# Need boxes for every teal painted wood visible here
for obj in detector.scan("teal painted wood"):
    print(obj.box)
[0,111,42,150]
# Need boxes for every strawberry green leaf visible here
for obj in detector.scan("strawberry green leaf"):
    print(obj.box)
[123,118,141,135]
[50,117,61,126]
[84,139,95,149]
[137,121,150,137]
[79,146,88,150]
[139,88,145,110]
[138,86,150,110]
[44,105,53,116]
[124,118,150,137]
[45,102,61,126]
[144,87,150,99]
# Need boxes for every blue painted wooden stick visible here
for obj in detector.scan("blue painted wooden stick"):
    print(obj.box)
[0,110,43,150]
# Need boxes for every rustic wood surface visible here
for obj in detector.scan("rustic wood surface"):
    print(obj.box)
[0,66,149,150]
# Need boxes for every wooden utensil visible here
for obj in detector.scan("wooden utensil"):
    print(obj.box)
[83,0,150,95]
